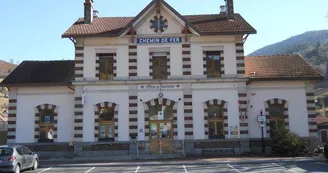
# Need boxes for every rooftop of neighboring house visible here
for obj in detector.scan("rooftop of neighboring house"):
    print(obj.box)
[0,112,7,123]
[0,55,323,86]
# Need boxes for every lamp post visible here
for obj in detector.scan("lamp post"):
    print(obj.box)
[257,110,266,154]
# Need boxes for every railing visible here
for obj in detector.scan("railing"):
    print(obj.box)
[137,140,184,155]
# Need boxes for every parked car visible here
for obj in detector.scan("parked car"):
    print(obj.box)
[324,142,328,159]
[0,145,38,173]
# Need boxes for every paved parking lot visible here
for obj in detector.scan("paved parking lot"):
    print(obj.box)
[24,161,328,173]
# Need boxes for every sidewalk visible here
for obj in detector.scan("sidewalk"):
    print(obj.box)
[39,155,327,167]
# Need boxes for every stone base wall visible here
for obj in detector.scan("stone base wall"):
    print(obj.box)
[15,137,318,159]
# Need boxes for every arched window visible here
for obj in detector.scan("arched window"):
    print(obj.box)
[149,104,173,121]
[269,104,285,137]
[99,107,114,141]
[208,105,224,139]
[39,109,55,142]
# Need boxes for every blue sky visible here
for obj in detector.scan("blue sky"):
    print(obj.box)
[0,0,327,63]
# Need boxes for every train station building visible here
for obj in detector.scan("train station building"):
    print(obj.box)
[0,0,323,157]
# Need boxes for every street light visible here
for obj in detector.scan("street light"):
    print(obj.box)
[257,110,266,153]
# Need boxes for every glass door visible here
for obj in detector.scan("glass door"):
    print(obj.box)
[149,121,173,153]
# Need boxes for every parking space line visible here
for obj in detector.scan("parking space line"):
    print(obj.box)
[272,163,298,173]
[37,167,52,173]
[135,166,140,173]
[317,162,328,167]
[183,165,188,173]
[85,167,96,173]
[227,164,242,173]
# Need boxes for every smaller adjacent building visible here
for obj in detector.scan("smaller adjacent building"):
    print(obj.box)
[317,115,328,144]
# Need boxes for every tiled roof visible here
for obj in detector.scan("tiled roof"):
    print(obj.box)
[245,54,324,80]
[0,61,74,86]
[1,55,323,86]
[62,13,256,38]
[0,113,7,122]
[317,115,328,125]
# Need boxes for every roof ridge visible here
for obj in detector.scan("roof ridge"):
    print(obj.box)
[23,60,74,62]
[246,54,298,58]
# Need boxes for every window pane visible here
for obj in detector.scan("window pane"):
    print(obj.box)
[41,109,54,123]
[213,55,221,77]
[99,108,114,121]
[206,57,214,77]
[160,122,172,138]
[163,105,172,120]
[269,104,284,119]
[149,105,161,120]
[99,125,106,138]
[206,52,221,78]
[16,148,23,155]
[108,125,114,138]
[107,58,114,79]
[152,57,167,79]
[0,148,13,156]
[216,122,223,137]
[99,56,114,80]
[99,58,107,80]
[209,122,216,139]
[208,105,223,119]
[151,123,158,139]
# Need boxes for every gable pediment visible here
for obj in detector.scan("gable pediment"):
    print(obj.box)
[119,0,199,37]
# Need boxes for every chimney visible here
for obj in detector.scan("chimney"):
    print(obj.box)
[225,0,234,19]
[220,5,226,13]
[93,10,99,18]
[84,0,94,24]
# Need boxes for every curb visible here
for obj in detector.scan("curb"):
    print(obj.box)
[39,157,326,168]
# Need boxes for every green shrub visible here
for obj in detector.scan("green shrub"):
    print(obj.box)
[271,123,306,156]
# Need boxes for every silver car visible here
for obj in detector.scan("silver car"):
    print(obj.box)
[0,145,38,173]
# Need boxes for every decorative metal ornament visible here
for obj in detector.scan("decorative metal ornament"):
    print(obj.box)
[158,93,164,98]
[150,15,168,34]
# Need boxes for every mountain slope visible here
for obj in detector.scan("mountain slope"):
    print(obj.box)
[0,60,17,77]
[249,30,328,79]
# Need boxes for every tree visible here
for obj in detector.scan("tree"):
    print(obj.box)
[271,123,306,156]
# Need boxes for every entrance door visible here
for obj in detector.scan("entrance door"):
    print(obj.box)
[321,130,328,144]
[150,121,173,153]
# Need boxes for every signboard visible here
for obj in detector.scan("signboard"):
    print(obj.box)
[137,37,182,44]
[230,126,238,138]
[260,122,265,127]
[257,115,266,122]
[138,84,180,90]
[158,111,164,120]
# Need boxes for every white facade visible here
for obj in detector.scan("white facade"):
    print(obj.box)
[5,1,318,144]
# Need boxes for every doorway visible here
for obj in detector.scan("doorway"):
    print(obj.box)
[148,104,174,153]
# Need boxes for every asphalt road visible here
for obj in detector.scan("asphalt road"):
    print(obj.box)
[24,161,328,173]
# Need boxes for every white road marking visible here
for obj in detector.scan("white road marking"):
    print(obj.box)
[37,167,52,173]
[317,162,328,167]
[135,166,140,173]
[272,163,298,173]
[227,164,242,173]
[85,167,96,173]
[183,165,188,173]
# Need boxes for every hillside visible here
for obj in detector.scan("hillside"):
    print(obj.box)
[0,60,17,78]
[249,30,328,79]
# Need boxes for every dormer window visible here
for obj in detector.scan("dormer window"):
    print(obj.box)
[99,54,114,80]
[206,51,221,78]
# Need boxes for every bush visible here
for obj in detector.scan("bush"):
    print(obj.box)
[271,123,306,157]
